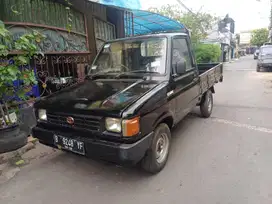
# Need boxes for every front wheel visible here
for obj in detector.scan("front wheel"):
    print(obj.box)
[256,66,260,72]
[141,123,171,174]
[200,90,213,118]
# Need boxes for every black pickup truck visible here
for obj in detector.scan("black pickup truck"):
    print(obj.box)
[32,32,223,173]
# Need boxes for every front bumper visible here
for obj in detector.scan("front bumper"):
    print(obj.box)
[258,62,272,68]
[32,127,153,165]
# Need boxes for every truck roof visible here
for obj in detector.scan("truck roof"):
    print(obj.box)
[107,32,189,43]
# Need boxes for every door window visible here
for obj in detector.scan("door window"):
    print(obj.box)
[172,38,193,73]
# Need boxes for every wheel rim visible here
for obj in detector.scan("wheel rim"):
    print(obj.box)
[207,94,212,113]
[156,133,169,164]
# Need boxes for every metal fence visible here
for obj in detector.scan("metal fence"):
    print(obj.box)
[33,53,90,97]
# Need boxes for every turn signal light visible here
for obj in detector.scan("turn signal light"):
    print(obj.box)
[122,117,140,137]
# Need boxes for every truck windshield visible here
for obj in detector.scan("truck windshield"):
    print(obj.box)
[90,37,167,76]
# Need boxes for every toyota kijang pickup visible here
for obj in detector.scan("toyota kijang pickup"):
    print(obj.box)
[32,32,223,174]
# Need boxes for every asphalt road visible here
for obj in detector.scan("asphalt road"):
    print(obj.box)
[1,55,272,204]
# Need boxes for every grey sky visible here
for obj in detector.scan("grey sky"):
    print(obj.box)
[141,0,270,32]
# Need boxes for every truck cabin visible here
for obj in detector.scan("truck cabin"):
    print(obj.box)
[88,32,194,81]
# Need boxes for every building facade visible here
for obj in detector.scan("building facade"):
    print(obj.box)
[203,16,236,62]
[239,30,252,46]
[239,30,259,54]
[0,0,133,97]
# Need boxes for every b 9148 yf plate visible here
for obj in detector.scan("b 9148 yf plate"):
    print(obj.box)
[54,135,85,155]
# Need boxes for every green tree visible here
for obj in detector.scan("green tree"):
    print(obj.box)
[250,28,269,46]
[195,43,221,63]
[0,20,44,127]
[149,4,218,44]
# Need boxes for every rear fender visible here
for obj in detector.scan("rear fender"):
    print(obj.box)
[200,87,214,104]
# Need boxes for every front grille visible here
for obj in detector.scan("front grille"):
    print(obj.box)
[47,112,101,131]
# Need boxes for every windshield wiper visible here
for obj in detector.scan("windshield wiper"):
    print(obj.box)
[113,70,158,80]
[127,70,159,74]
[87,70,158,80]
[86,71,121,79]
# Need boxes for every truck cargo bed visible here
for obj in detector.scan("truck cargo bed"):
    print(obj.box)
[198,63,223,94]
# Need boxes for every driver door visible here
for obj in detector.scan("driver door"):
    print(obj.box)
[171,37,199,122]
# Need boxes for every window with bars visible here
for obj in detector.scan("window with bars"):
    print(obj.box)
[94,18,116,51]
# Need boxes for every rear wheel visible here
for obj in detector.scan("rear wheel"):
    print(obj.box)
[200,90,213,118]
[141,123,171,174]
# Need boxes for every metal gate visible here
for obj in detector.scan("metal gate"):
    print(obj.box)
[94,18,116,51]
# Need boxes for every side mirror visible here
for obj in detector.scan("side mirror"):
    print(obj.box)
[176,60,186,75]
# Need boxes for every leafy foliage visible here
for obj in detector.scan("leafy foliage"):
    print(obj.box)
[149,4,218,44]
[195,43,221,63]
[64,0,73,32]
[0,20,44,126]
[149,5,220,63]
[250,28,269,47]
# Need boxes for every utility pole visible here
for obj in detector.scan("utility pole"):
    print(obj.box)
[270,0,272,42]
[270,0,272,27]
[175,0,195,15]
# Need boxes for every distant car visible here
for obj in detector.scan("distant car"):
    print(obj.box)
[254,49,259,59]
[257,45,272,72]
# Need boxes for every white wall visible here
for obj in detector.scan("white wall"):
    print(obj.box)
[240,31,252,44]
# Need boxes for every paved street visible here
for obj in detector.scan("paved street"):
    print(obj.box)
[1,55,272,204]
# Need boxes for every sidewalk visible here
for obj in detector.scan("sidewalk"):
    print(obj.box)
[223,58,240,64]
[0,137,56,185]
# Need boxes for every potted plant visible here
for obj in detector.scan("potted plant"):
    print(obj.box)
[0,20,43,153]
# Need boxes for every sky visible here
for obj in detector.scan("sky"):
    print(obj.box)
[140,0,271,33]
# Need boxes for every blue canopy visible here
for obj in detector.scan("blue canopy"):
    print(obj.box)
[93,1,187,36]
[98,0,141,9]
[125,10,186,36]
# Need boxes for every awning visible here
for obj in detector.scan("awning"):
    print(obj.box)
[90,1,187,36]
[98,0,141,9]
[126,10,186,36]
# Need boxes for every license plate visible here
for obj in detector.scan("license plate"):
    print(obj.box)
[54,135,85,155]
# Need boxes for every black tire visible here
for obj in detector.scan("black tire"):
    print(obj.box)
[141,123,171,174]
[0,126,27,154]
[200,90,213,118]
[256,66,260,72]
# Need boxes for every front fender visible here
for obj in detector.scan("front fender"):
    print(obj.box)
[153,111,174,129]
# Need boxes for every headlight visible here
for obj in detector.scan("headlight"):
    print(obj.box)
[105,118,121,133]
[105,117,140,136]
[38,109,47,121]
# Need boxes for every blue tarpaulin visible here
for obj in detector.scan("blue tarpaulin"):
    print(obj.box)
[99,0,141,9]
[93,1,186,36]
[126,10,186,36]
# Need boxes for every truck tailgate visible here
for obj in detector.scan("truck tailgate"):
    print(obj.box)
[198,63,223,94]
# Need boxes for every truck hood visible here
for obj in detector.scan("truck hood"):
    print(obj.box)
[35,79,158,116]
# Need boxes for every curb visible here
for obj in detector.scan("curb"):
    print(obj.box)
[0,136,37,165]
